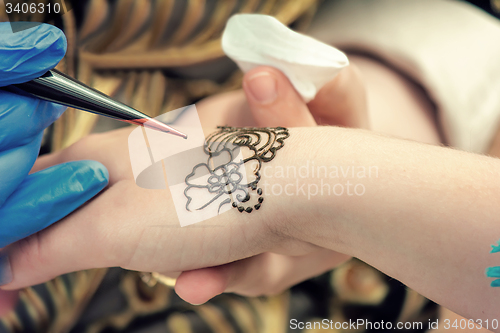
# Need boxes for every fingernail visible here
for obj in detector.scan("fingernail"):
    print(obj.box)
[0,254,12,286]
[246,72,278,105]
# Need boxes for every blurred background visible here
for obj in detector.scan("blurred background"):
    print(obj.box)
[1,1,499,332]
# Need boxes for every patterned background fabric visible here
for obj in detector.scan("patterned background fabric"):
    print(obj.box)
[2,0,478,331]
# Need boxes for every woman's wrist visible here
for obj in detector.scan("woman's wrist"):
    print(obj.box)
[270,124,500,257]
[257,127,357,254]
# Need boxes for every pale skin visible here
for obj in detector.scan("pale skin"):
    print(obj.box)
[1,57,499,331]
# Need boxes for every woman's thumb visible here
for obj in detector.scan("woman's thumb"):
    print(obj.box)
[242,66,317,127]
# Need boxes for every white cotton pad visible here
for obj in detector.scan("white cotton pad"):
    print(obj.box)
[222,14,349,102]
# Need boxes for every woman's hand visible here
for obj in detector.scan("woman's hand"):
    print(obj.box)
[1,125,310,290]
[0,64,367,299]
[175,65,368,304]
[196,65,368,129]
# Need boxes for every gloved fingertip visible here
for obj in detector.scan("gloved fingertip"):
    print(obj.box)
[0,161,108,248]
[22,24,67,79]
[38,23,67,60]
[0,23,68,86]
[73,160,110,189]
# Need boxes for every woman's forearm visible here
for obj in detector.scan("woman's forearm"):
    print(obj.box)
[280,127,500,323]
[6,125,499,322]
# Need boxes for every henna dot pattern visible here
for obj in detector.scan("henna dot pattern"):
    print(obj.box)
[184,126,289,214]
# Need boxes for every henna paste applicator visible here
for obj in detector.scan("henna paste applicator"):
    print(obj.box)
[2,69,187,139]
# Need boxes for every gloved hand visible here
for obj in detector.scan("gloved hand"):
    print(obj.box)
[0,22,109,249]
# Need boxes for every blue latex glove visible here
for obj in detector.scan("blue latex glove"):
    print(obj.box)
[0,23,109,248]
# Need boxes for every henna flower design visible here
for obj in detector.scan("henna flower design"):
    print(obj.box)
[184,126,290,214]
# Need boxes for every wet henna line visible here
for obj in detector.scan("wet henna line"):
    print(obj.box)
[203,126,289,163]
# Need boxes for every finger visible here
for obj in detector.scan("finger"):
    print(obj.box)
[175,266,229,305]
[0,290,18,316]
[0,134,43,205]
[0,160,108,248]
[225,251,350,294]
[307,64,370,129]
[243,66,317,127]
[0,90,66,151]
[195,90,249,127]
[0,23,67,86]
[0,182,156,290]
[175,250,351,304]
[31,129,134,184]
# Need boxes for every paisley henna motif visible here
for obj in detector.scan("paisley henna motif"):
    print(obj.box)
[184,126,289,214]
